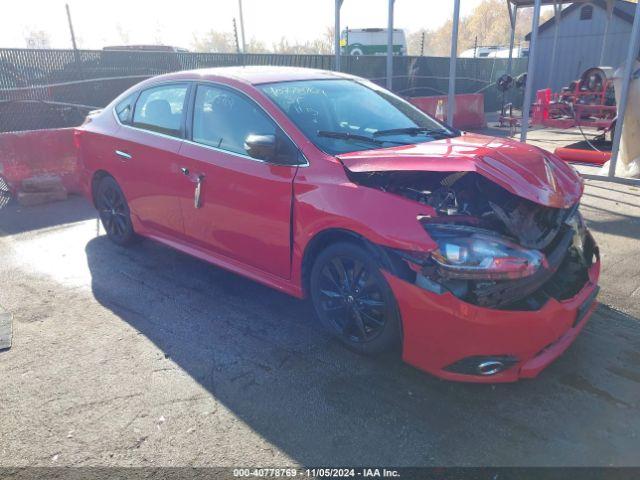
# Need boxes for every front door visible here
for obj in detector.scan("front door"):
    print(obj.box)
[177,83,301,279]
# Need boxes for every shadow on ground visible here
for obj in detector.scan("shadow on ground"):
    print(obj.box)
[84,234,640,466]
[0,195,95,236]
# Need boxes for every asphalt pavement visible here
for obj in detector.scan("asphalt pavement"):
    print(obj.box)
[0,177,639,467]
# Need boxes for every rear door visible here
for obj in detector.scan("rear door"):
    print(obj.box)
[177,83,302,279]
[114,83,191,237]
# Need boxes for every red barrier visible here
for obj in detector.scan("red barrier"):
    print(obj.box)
[409,94,486,130]
[0,128,80,193]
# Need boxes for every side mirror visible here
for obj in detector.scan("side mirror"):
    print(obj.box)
[244,134,276,161]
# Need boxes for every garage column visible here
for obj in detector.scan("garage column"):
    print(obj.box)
[507,2,518,76]
[519,0,542,143]
[447,0,461,126]
[386,0,395,89]
[608,0,640,177]
[334,0,343,71]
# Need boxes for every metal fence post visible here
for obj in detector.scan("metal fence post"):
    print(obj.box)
[447,0,461,126]
[387,0,395,90]
[335,0,343,71]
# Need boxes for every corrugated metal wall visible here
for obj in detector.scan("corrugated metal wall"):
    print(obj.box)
[531,4,632,94]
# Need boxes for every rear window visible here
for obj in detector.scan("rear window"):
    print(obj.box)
[132,84,188,137]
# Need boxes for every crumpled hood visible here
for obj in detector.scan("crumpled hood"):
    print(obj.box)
[337,132,582,208]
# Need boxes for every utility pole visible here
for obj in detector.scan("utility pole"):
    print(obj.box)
[65,3,78,50]
[237,0,246,53]
[420,31,425,56]
[232,18,241,54]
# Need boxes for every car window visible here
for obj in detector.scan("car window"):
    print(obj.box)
[132,84,188,137]
[192,84,298,163]
[115,93,137,124]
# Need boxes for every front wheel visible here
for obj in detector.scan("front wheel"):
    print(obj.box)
[95,176,137,246]
[310,241,401,355]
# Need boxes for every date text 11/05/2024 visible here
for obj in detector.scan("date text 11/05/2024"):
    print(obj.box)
[232,468,400,477]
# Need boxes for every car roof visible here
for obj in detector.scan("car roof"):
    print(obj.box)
[154,66,351,85]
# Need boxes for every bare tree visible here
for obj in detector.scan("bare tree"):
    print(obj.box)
[192,31,236,53]
[116,24,130,44]
[407,0,553,56]
[245,37,269,53]
[192,25,334,54]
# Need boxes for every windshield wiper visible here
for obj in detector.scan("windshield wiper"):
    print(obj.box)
[317,130,407,146]
[373,127,453,138]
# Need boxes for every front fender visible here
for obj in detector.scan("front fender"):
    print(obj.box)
[291,179,437,289]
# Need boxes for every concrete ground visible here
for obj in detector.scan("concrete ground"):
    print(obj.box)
[1,138,640,466]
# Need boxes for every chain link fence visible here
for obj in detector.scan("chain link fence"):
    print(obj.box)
[0,48,528,133]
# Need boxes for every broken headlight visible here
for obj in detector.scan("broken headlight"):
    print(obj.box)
[423,224,544,280]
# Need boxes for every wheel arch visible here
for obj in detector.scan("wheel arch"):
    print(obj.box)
[300,227,411,298]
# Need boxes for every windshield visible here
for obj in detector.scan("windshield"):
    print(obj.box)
[259,79,456,155]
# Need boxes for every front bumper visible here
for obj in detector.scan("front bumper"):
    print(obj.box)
[384,258,600,383]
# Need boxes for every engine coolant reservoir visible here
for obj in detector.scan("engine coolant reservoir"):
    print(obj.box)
[602,61,640,178]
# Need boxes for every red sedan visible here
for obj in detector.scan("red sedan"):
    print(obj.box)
[76,67,600,382]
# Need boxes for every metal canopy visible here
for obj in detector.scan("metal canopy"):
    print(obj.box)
[332,0,640,183]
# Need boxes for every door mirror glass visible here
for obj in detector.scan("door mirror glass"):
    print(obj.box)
[244,134,276,161]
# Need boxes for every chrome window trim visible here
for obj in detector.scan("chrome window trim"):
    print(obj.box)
[112,79,309,168]
[182,137,306,167]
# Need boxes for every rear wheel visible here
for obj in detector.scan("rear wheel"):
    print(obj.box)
[0,176,11,210]
[95,176,136,246]
[310,241,401,355]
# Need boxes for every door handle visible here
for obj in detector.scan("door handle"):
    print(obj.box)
[115,150,132,160]
[194,174,205,209]
[180,167,189,176]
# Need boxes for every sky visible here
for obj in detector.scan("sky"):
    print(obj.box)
[4,0,484,50]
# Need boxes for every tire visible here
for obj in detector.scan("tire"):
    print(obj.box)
[0,175,12,210]
[310,241,401,355]
[95,176,137,246]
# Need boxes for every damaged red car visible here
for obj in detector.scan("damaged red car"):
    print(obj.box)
[76,67,600,382]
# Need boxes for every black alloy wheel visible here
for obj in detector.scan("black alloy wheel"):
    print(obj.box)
[310,242,401,355]
[96,176,136,246]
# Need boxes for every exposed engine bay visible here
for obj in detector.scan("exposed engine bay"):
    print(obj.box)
[348,169,598,310]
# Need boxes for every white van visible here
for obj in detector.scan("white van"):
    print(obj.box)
[340,28,407,56]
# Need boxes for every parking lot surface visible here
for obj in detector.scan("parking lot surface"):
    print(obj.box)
[1,176,639,467]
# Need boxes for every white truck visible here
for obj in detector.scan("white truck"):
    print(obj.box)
[340,28,407,56]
